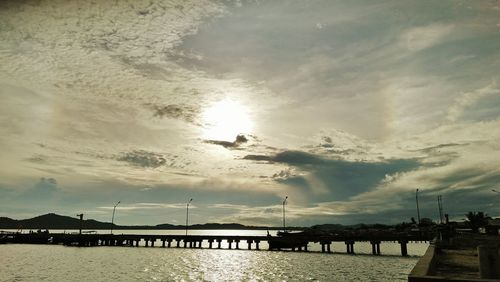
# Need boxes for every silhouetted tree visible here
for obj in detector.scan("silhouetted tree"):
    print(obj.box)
[419,218,434,227]
[465,211,489,233]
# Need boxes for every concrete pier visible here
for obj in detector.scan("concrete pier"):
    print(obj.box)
[5,231,429,257]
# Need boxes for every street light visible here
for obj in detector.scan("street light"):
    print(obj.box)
[282,196,288,233]
[111,201,120,234]
[416,189,421,225]
[186,198,193,236]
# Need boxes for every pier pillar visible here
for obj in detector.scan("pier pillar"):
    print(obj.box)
[255,240,260,250]
[176,240,180,247]
[235,240,240,249]
[399,240,408,257]
[151,240,155,247]
[183,240,187,248]
[198,241,202,248]
[145,240,149,247]
[247,240,252,250]
[345,241,355,254]
[371,241,381,255]
[208,240,213,249]
[135,240,139,247]
[162,240,166,248]
[327,243,331,253]
[228,239,233,249]
[167,239,172,248]
[321,244,326,253]
[189,241,193,248]
[217,239,222,249]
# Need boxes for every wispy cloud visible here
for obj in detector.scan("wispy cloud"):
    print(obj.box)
[99,202,191,211]
[446,82,499,122]
[400,23,455,52]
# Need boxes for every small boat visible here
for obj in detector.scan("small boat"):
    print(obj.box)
[267,231,309,250]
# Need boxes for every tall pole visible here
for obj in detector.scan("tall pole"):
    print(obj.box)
[416,189,421,225]
[186,198,193,236]
[111,201,120,234]
[437,196,443,224]
[77,213,83,235]
[282,196,288,232]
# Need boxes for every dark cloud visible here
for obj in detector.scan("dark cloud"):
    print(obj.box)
[33,177,57,192]
[24,154,47,164]
[244,150,324,164]
[117,150,167,168]
[413,143,467,153]
[205,134,248,149]
[145,103,199,124]
[245,150,420,200]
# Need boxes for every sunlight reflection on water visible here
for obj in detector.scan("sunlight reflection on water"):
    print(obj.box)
[1,245,424,281]
[0,230,427,281]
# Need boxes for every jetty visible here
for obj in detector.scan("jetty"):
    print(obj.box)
[1,230,430,257]
[409,233,500,281]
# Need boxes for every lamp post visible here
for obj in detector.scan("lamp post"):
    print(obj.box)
[282,196,288,232]
[437,195,443,224]
[186,198,193,236]
[416,189,421,225]
[111,201,120,234]
[76,213,83,235]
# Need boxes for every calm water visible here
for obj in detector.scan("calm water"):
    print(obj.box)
[0,230,427,281]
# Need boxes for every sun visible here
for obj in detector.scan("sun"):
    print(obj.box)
[201,99,253,142]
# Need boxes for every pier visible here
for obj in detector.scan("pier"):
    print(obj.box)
[1,231,430,257]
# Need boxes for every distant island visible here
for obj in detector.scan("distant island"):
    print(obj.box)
[0,213,306,231]
[1,213,443,233]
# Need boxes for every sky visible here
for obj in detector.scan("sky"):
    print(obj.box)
[0,0,499,227]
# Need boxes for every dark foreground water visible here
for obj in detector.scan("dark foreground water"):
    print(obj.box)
[0,230,427,281]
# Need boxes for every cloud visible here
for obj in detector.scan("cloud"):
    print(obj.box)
[244,149,420,200]
[99,202,188,211]
[446,82,499,122]
[204,134,249,149]
[1,1,499,225]
[117,150,167,168]
[400,23,455,52]
[145,103,199,124]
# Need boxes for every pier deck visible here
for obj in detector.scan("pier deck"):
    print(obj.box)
[1,231,430,256]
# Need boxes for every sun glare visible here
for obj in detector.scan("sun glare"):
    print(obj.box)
[202,99,253,142]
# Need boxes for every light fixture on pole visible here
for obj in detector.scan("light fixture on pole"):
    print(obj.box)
[186,198,193,236]
[111,201,120,234]
[416,189,421,225]
[282,196,288,233]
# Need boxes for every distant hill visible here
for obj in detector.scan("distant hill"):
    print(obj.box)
[0,213,305,230]
[0,213,112,230]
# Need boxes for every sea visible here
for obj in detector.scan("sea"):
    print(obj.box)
[0,230,427,281]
